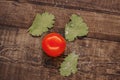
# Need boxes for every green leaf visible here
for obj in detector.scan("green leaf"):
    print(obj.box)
[59,52,79,76]
[65,14,88,41]
[28,12,55,36]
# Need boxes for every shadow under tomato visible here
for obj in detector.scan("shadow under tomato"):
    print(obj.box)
[42,51,66,69]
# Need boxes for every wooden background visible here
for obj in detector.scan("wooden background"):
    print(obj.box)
[0,0,120,80]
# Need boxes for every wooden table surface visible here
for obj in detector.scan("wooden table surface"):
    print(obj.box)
[0,0,120,80]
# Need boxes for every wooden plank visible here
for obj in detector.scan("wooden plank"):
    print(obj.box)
[0,1,35,28]
[28,0,120,15]
[0,1,120,42]
[0,25,120,80]
[0,62,120,80]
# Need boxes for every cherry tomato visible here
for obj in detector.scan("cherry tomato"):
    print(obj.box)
[42,33,66,57]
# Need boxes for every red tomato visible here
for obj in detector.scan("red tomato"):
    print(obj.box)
[42,33,66,57]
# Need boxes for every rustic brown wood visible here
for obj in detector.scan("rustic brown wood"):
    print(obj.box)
[28,0,120,15]
[0,0,120,80]
[0,25,120,80]
[0,1,120,42]
[0,1,35,28]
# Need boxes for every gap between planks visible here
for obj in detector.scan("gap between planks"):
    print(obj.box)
[0,26,120,80]
[0,1,120,42]
[27,0,120,16]
[0,25,120,64]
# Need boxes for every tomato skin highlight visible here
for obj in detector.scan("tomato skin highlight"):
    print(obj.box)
[42,33,66,57]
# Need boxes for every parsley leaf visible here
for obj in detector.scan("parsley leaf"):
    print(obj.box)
[59,52,79,76]
[28,12,55,36]
[65,14,88,41]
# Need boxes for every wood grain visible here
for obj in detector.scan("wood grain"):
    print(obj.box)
[0,1,35,28]
[0,25,120,80]
[28,0,120,15]
[0,1,120,80]
[0,1,120,42]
